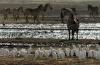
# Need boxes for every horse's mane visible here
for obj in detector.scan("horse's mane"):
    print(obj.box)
[38,4,43,8]
[61,8,74,15]
[43,3,52,12]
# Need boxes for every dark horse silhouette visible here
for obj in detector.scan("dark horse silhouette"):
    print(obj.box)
[2,8,11,20]
[61,8,79,40]
[24,3,52,23]
[24,4,43,23]
[88,4,99,17]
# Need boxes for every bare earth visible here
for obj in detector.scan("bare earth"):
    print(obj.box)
[0,38,100,45]
[0,56,99,65]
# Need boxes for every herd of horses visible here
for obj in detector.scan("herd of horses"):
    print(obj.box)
[0,3,53,23]
[0,3,99,40]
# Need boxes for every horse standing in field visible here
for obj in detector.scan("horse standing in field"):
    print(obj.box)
[41,3,53,21]
[24,4,43,23]
[2,8,11,20]
[88,4,99,17]
[60,7,77,23]
[61,8,79,40]
[12,7,24,21]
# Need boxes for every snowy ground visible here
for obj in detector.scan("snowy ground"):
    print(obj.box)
[0,23,100,39]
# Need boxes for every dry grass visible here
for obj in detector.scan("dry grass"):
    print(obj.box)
[0,56,99,65]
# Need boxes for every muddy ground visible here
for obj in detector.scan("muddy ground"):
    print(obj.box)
[0,38,100,45]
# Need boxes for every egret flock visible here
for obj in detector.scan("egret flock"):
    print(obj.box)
[0,44,100,60]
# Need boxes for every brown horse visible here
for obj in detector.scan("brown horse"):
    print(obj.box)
[24,4,43,23]
[2,8,11,20]
[61,8,79,40]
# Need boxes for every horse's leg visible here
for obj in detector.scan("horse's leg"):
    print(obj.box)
[37,16,40,23]
[17,14,19,20]
[15,15,17,21]
[7,14,9,20]
[15,13,19,21]
[2,21,5,26]
[76,30,79,40]
[90,10,93,18]
[13,14,16,21]
[3,15,6,20]
[68,29,70,40]
[6,14,8,20]
[90,11,92,17]
[36,15,40,24]
[4,14,7,20]
[61,17,64,23]
[5,15,7,20]
[93,15,95,22]
[14,15,18,21]
[72,30,74,40]
[34,16,36,23]
[42,14,44,21]
[26,15,29,23]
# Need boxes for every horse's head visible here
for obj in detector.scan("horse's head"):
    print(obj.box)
[46,3,53,10]
[43,3,53,12]
[61,8,73,15]
[38,4,43,9]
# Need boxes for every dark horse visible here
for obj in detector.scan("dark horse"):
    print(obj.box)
[88,4,99,17]
[60,7,77,23]
[61,8,79,40]
[2,8,11,20]
[24,4,43,23]
[12,6,24,21]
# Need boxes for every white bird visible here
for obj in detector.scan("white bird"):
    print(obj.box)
[44,50,50,57]
[78,50,86,60]
[87,50,94,58]
[19,48,28,57]
[35,49,40,58]
[74,48,80,57]
[35,48,45,58]
[70,49,75,56]
[57,48,65,59]
[27,45,33,56]
[52,51,57,59]
[0,48,9,56]
[65,48,70,56]
[10,48,18,57]
[94,50,100,60]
